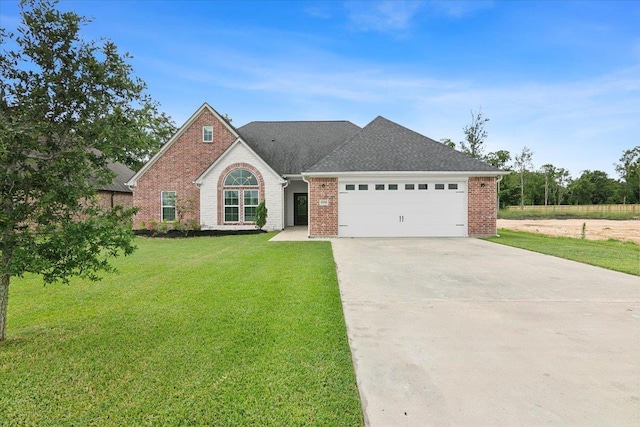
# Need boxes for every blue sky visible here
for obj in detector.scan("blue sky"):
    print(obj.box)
[1,0,638,177]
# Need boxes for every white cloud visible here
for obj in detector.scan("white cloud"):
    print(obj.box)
[345,1,424,33]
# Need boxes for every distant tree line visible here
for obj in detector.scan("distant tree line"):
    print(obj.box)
[443,110,640,208]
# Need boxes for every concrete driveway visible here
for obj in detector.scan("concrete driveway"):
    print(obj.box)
[331,238,639,426]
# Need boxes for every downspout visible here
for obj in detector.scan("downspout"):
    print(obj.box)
[281,179,289,231]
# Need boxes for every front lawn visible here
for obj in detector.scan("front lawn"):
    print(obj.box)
[487,229,640,276]
[0,234,363,426]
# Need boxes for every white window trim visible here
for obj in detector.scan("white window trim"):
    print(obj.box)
[243,189,259,222]
[161,191,176,222]
[224,190,239,222]
[203,125,213,143]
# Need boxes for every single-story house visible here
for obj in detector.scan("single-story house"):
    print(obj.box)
[126,103,507,238]
[96,160,135,210]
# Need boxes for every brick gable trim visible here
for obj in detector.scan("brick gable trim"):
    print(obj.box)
[127,102,239,187]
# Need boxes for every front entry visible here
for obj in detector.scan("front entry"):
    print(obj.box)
[294,193,308,226]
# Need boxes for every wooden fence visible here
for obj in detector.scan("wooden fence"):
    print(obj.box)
[505,204,640,214]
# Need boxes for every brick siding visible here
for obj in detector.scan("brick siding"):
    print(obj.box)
[132,108,236,228]
[308,177,338,237]
[468,176,497,237]
[96,191,133,210]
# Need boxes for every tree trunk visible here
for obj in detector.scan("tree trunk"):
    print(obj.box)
[520,171,525,209]
[0,268,9,342]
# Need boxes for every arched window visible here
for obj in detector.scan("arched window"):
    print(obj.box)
[224,169,258,186]
[223,168,260,223]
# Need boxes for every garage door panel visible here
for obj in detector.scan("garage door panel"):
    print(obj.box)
[338,180,467,237]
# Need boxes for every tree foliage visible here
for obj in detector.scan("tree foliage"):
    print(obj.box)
[513,146,534,208]
[615,146,640,204]
[0,0,173,340]
[459,109,489,159]
[254,201,268,230]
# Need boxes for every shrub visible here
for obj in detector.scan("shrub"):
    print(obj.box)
[255,201,267,230]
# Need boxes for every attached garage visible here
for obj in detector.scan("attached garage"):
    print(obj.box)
[338,178,467,237]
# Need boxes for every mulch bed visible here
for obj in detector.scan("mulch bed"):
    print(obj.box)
[133,229,265,238]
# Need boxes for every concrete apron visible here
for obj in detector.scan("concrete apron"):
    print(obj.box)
[331,238,639,427]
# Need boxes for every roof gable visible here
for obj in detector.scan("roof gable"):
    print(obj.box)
[306,116,502,174]
[126,103,240,186]
[236,121,361,175]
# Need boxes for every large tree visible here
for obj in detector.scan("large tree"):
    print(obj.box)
[459,109,489,159]
[513,146,534,208]
[0,0,174,341]
[615,146,640,204]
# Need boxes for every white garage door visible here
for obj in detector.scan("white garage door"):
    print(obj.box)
[338,179,467,237]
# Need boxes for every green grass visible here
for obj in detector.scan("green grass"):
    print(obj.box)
[0,234,363,426]
[498,209,638,220]
[487,229,640,276]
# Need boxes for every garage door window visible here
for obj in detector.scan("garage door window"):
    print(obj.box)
[359,184,368,190]
[405,184,415,190]
[418,184,428,190]
[375,184,384,190]
[435,184,445,190]
[345,184,355,190]
[388,184,398,190]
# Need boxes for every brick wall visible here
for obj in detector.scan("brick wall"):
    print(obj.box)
[468,176,497,237]
[132,107,236,228]
[308,177,338,237]
[96,191,133,209]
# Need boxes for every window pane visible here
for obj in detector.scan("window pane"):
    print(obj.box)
[162,207,175,222]
[435,184,445,190]
[388,184,398,190]
[244,190,259,206]
[224,190,238,205]
[162,191,176,207]
[375,184,384,190]
[448,183,458,190]
[225,207,239,222]
[418,184,428,190]
[358,184,368,190]
[345,184,355,190]
[405,184,415,190]
[203,126,213,142]
[224,169,258,186]
[244,206,257,222]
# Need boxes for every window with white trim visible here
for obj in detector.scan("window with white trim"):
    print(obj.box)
[244,190,259,222]
[203,126,213,142]
[223,168,260,223]
[224,190,239,222]
[161,191,176,221]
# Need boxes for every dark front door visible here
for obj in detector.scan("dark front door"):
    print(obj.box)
[294,193,308,226]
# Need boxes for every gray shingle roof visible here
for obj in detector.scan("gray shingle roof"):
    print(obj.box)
[237,121,362,175]
[98,160,135,193]
[306,116,502,173]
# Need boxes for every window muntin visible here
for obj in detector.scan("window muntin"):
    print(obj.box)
[203,126,213,142]
[161,191,176,222]
[448,183,459,190]
[435,183,445,190]
[224,190,239,222]
[244,190,259,222]
[224,169,258,186]
[418,184,428,190]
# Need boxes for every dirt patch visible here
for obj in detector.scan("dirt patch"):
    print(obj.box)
[497,219,640,244]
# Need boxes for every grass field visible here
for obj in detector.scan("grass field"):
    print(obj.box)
[0,234,363,426]
[498,209,638,220]
[487,229,640,276]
